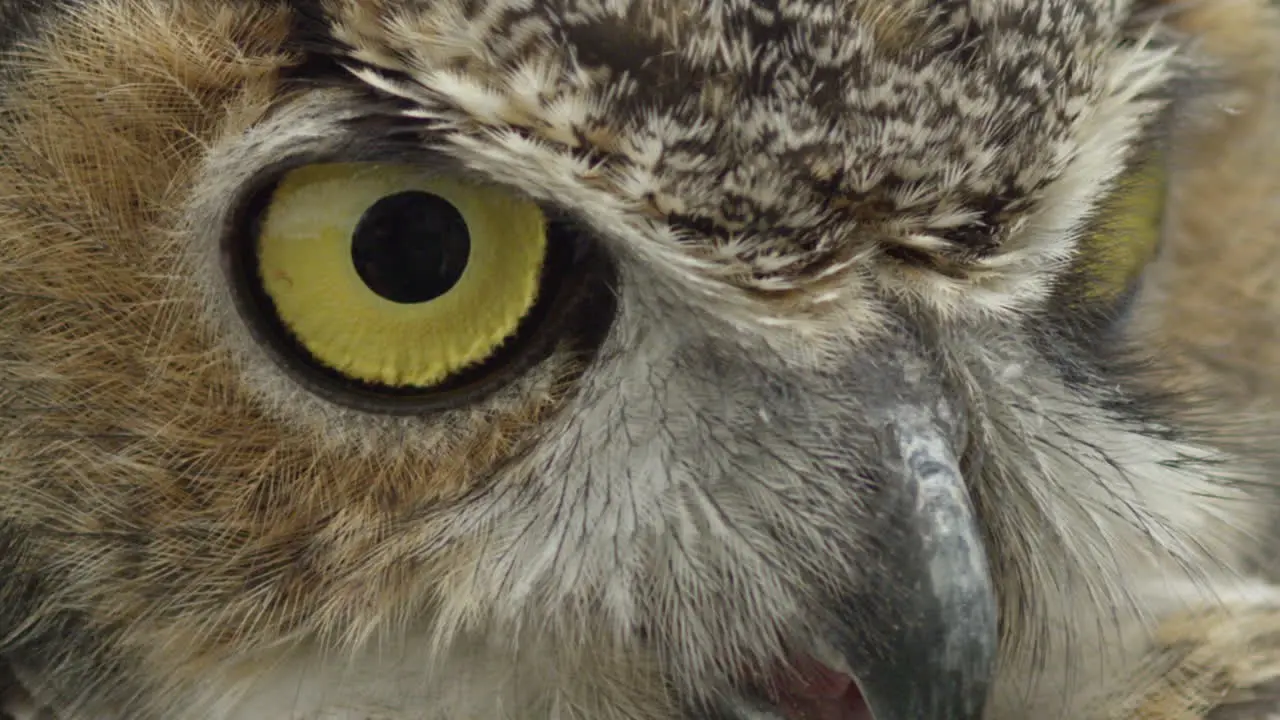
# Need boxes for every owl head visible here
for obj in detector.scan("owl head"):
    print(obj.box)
[0,0,1277,719]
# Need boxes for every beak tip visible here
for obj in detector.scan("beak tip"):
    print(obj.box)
[838,414,998,720]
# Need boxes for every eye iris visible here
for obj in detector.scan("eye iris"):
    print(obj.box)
[351,191,470,304]
[246,162,555,396]
[1081,150,1167,300]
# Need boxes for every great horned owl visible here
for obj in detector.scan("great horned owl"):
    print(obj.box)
[1,0,1279,719]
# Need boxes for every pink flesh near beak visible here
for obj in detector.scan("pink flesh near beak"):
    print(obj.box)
[774,655,873,720]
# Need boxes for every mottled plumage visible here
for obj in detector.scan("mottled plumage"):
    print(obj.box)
[0,1,1278,719]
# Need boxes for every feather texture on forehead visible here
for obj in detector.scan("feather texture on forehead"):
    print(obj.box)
[319,0,1167,309]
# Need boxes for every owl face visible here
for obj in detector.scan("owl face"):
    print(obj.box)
[0,1,1272,719]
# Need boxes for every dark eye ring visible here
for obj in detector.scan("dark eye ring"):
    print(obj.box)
[223,161,613,415]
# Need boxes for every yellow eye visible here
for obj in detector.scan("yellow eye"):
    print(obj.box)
[1078,150,1167,300]
[255,163,545,388]
[230,161,598,408]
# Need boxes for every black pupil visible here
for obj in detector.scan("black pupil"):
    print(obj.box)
[351,191,471,304]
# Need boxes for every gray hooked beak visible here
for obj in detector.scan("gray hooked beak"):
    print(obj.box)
[838,405,998,720]
[710,405,999,720]
[703,353,998,720]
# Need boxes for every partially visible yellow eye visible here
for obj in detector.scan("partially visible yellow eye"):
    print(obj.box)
[1079,150,1168,300]
[248,162,550,391]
